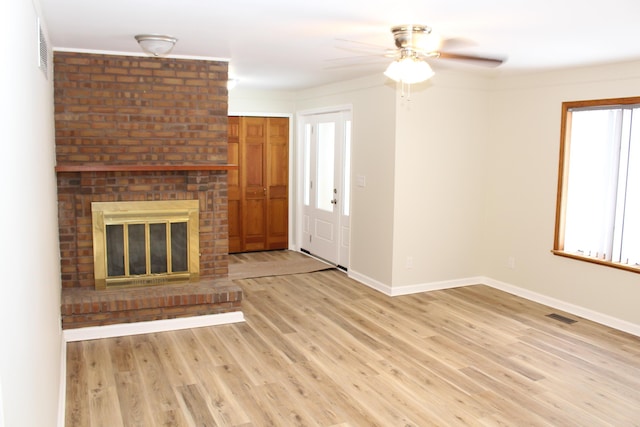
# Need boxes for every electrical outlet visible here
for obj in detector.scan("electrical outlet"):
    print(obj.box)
[508,256,516,269]
[406,256,413,269]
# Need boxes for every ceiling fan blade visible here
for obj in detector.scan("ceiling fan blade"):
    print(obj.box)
[439,37,476,51]
[323,55,389,69]
[436,51,505,66]
[334,38,391,53]
[332,46,395,58]
[324,59,389,70]
[324,53,389,62]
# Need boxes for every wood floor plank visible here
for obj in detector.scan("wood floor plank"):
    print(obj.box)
[66,252,640,426]
[148,332,198,387]
[65,342,90,427]
[197,363,252,425]
[109,336,136,372]
[209,363,277,426]
[170,329,252,425]
[191,324,243,368]
[113,371,155,427]
[84,339,124,427]
[275,361,362,426]
[177,383,218,426]
[130,338,192,426]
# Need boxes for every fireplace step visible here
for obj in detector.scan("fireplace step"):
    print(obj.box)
[61,280,242,329]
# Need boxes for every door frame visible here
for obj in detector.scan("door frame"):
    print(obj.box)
[295,104,353,269]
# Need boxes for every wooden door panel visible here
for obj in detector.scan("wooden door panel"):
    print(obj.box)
[228,199,241,253]
[241,117,267,251]
[268,185,287,198]
[227,142,239,187]
[268,117,288,141]
[244,199,266,251]
[244,119,265,141]
[268,198,288,249]
[227,116,241,253]
[266,117,289,250]
[244,199,266,235]
[244,144,265,187]
[268,143,288,186]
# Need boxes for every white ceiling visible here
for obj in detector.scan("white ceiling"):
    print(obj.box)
[39,0,640,91]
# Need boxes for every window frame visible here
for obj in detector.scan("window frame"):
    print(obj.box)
[553,96,640,274]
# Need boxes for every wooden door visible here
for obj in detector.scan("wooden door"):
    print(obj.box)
[228,116,289,253]
[266,117,289,249]
[241,117,268,251]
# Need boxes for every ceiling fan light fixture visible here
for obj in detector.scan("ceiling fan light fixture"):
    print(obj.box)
[135,34,177,57]
[384,55,434,84]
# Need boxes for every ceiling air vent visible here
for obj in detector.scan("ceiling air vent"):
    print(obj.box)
[37,18,49,78]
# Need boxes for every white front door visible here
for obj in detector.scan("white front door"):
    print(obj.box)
[299,110,351,269]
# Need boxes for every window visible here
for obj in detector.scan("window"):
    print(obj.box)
[554,97,640,273]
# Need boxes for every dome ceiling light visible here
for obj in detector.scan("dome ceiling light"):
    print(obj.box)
[135,34,177,57]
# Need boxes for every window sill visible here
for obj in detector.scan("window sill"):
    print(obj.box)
[552,250,640,274]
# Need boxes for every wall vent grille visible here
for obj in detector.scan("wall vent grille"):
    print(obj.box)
[546,313,577,324]
[37,19,48,78]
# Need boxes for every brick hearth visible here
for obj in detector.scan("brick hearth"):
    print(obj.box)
[61,279,242,329]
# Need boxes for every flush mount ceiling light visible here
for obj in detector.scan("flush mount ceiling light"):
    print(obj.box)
[135,34,177,57]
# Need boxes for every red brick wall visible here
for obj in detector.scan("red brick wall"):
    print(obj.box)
[54,52,230,288]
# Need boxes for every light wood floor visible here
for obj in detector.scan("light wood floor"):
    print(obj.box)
[66,252,640,426]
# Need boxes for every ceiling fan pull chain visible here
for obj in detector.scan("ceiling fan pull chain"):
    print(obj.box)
[399,81,412,101]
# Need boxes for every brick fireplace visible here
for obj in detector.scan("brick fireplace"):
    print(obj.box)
[54,52,242,328]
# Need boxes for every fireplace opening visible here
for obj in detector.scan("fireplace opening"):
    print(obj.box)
[92,200,200,290]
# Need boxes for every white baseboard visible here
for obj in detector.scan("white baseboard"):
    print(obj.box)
[481,277,640,337]
[348,270,483,296]
[389,276,486,296]
[347,270,393,295]
[63,311,245,342]
[348,270,640,337]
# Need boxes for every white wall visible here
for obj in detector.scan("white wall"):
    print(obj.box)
[0,0,63,426]
[482,60,640,326]
[392,72,491,287]
[228,87,296,115]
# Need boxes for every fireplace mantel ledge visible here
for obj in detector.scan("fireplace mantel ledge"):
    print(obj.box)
[55,164,238,173]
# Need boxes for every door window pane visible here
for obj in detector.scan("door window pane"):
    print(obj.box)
[303,123,311,206]
[317,122,335,212]
[343,120,352,217]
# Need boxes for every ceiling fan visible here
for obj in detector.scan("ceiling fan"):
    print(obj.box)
[382,24,505,84]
